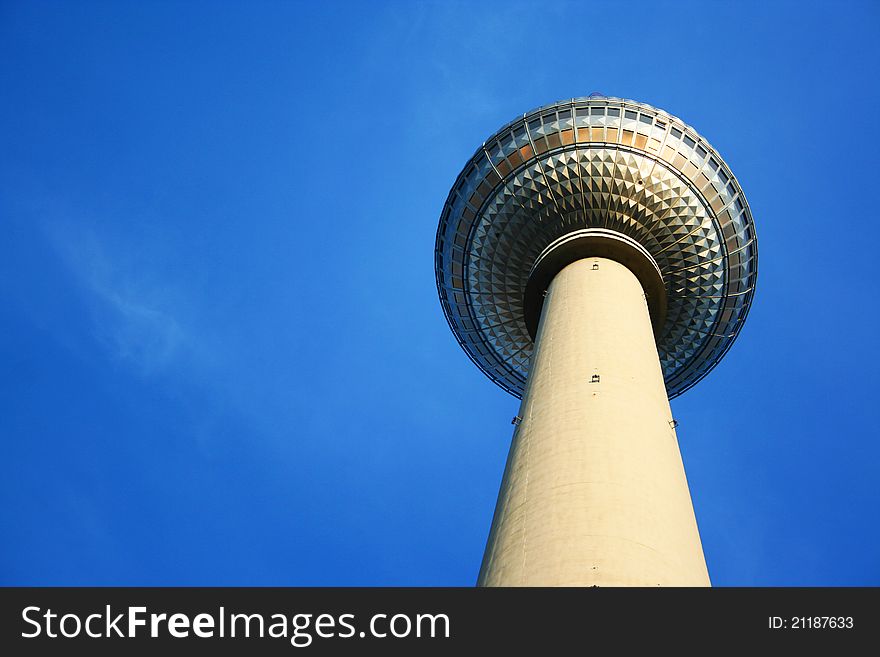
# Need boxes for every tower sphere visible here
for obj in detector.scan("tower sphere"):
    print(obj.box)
[434,96,757,398]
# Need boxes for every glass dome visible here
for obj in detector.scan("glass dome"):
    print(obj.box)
[434,96,758,398]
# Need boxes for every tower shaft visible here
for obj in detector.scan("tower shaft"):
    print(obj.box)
[478,258,710,586]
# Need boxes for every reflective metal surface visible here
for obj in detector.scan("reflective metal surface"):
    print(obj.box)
[434,96,758,398]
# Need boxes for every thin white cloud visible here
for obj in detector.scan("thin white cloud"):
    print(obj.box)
[38,218,298,454]
[45,222,188,376]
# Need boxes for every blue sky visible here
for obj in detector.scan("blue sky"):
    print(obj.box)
[1,0,878,586]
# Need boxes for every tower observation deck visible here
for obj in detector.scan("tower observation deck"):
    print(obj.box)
[434,96,757,586]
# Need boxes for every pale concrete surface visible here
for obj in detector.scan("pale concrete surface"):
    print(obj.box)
[478,258,711,587]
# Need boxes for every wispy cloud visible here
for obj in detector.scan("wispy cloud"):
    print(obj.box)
[38,218,292,453]
[44,222,189,376]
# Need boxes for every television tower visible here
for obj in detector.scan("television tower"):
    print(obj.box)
[434,96,757,586]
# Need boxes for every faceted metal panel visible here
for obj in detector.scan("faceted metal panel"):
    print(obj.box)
[435,96,758,399]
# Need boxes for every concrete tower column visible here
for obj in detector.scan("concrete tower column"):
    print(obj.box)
[477,257,711,587]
